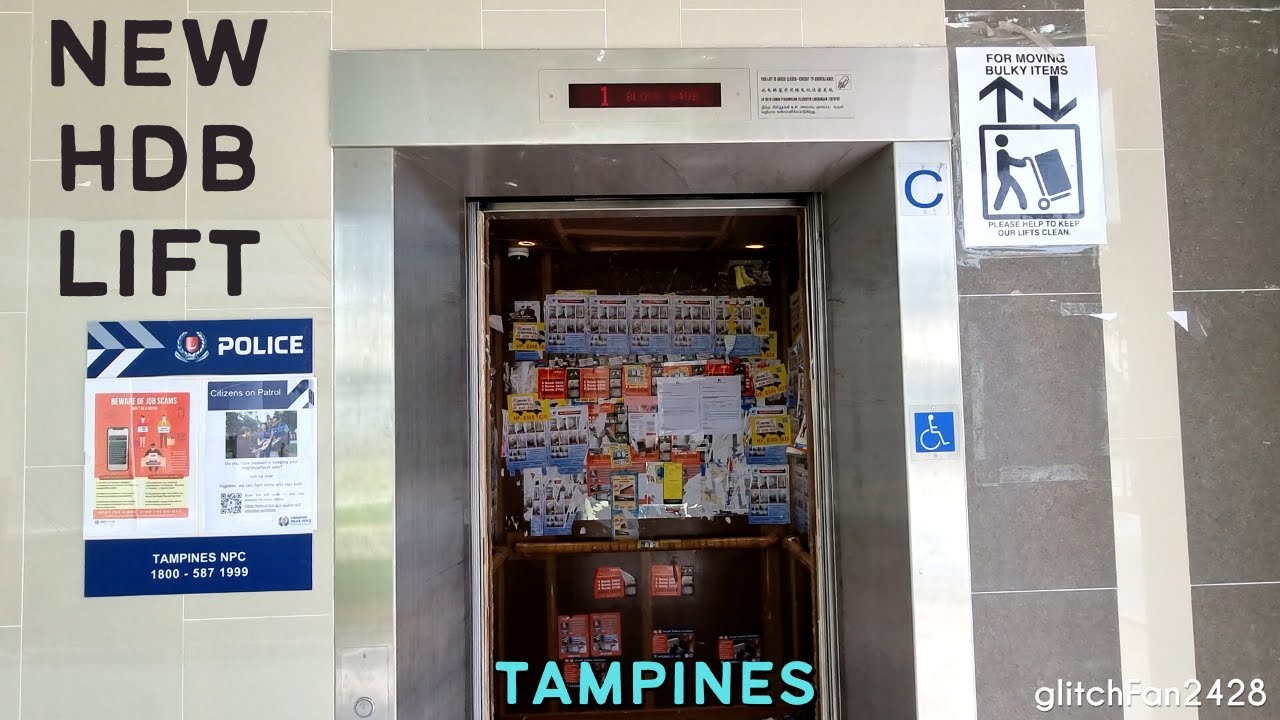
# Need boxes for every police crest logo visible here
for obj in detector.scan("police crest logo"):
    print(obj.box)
[175,331,210,363]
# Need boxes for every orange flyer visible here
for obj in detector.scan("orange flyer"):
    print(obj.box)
[91,392,191,519]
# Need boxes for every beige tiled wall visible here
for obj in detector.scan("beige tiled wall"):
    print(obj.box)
[0,314,25,628]
[22,467,185,720]
[0,1,955,719]
[0,627,17,720]
[0,14,29,313]
[1087,0,1200,712]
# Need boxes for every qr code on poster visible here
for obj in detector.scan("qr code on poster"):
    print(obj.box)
[220,492,243,515]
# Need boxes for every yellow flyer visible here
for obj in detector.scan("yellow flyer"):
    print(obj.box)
[660,462,683,502]
[748,412,793,446]
[508,394,551,422]
[758,332,778,360]
[754,305,770,333]
[609,443,632,468]
[511,321,545,358]
[753,362,788,400]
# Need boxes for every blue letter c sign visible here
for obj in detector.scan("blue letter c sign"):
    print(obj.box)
[905,169,944,209]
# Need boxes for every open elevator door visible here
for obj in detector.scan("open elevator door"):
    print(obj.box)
[477,199,820,719]
[332,47,969,720]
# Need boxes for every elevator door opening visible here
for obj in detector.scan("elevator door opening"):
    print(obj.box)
[478,200,823,718]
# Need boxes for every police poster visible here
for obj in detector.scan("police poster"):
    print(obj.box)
[82,319,317,597]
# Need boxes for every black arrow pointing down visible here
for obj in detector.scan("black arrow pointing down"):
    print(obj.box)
[1034,76,1078,121]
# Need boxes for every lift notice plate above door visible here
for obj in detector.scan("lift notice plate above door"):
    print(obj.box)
[756,71,856,119]
[955,47,1107,249]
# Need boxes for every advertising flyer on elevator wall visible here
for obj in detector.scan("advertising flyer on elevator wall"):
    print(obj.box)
[82,319,317,597]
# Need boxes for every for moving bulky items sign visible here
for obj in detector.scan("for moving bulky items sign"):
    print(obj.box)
[83,319,317,597]
[955,47,1107,248]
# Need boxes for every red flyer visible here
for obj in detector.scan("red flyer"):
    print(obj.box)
[672,450,703,476]
[590,613,622,657]
[651,564,681,597]
[704,360,735,376]
[652,628,695,659]
[622,364,653,396]
[717,637,732,659]
[564,659,607,687]
[593,567,626,599]
[557,614,590,659]
[538,368,568,400]
[580,367,611,401]
[734,359,755,396]
[718,634,762,662]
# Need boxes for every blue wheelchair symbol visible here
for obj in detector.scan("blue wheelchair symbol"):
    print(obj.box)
[913,411,955,453]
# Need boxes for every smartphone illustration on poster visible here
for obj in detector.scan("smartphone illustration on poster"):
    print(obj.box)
[106,427,130,471]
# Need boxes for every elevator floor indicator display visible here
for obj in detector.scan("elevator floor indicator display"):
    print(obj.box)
[955,48,1107,249]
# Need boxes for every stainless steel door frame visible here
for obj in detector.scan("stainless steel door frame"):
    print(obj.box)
[335,145,976,720]
[810,142,975,720]
[331,46,965,720]
[801,192,842,715]
[334,148,398,720]
[891,141,975,720]
[466,202,489,719]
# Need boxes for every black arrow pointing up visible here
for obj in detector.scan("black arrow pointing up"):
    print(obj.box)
[979,77,1023,122]
[1033,76,1077,121]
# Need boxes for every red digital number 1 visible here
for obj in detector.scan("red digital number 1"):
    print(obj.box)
[600,85,609,107]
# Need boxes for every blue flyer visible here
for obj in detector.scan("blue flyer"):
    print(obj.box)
[546,294,590,354]
[672,296,716,355]
[589,295,632,355]
[630,295,673,355]
[747,466,790,525]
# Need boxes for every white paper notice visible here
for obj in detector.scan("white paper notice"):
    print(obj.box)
[700,376,743,433]
[656,377,702,435]
[657,376,744,435]
[200,376,318,536]
[757,71,855,119]
[954,47,1106,248]
[629,410,658,442]
[639,472,662,506]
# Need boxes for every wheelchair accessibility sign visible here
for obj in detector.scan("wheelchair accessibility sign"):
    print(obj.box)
[913,411,956,454]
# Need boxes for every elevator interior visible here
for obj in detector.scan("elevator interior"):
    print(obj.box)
[484,201,817,717]
[331,47,968,720]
